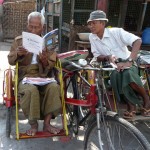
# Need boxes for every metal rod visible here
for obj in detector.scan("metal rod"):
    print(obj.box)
[138,1,147,32]
[59,0,63,52]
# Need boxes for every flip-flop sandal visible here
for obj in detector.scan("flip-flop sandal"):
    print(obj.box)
[141,108,150,117]
[123,111,136,119]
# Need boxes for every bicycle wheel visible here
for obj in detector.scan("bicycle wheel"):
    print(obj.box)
[6,107,11,138]
[84,115,150,150]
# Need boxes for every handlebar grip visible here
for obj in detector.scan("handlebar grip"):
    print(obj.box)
[68,60,115,71]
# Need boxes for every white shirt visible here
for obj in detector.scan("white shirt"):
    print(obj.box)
[31,53,38,64]
[89,28,141,60]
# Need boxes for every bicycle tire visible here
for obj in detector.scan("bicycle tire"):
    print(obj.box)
[6,107,11,138]
[84,115,150,150]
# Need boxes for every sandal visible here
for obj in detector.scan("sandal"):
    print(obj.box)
[141,108,150,117]
[123,111,136,119]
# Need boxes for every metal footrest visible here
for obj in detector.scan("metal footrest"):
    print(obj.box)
[18,129,66,139]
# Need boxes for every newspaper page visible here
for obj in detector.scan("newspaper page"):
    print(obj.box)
[22,32,44,55]
[22,29,58,54]
[22,77,57,86]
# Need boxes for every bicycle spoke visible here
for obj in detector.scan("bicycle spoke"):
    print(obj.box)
[85,116,150,150]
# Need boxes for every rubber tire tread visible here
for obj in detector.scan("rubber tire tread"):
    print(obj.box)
[84,115,150,150]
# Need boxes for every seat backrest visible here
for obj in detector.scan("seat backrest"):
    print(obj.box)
[57,50,89,71]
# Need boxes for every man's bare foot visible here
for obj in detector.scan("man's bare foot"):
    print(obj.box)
[26,123,38,136]
[43,124,60,134]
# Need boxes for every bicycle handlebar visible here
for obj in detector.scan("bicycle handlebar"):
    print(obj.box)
[68,61,115,71]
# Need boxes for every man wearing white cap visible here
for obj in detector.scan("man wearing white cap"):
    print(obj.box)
[88,10,150,119]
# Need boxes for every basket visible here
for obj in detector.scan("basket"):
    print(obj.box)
[2,0,36,39]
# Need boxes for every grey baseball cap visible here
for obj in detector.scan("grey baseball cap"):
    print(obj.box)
[87,10,108,23]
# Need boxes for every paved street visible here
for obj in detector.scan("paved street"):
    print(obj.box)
[0,41,150,150]
[0,105,85,150]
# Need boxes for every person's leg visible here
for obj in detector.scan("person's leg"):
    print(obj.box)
[129,82,150,109]
[18,82,40,136]
[40,82,61,134]
[129,82,150,117]
[26,120,38,136]
[43,113,60,134]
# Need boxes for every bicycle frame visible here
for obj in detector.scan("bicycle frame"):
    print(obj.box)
[57,59,150,150]
[63,70,98,112]
[61,62,116,150]
[62,63,110,126]
[3,49,150,148]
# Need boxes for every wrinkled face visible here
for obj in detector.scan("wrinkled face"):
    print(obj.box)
[88,20,105,35]
[27,16,43,36]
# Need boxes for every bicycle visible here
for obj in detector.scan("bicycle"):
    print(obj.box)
[3,49,150,149]
[58,51,150,150]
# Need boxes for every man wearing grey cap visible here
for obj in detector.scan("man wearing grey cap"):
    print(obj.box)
[88,10,150,119]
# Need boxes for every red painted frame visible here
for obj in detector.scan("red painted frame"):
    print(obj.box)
[62,68,98,114]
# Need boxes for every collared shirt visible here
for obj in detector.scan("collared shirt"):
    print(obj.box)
[89,28,140,59]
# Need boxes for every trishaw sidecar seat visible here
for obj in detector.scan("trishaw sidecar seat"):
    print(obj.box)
[57,50,89,71]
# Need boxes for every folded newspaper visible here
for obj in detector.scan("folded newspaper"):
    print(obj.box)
[22,77,57,86]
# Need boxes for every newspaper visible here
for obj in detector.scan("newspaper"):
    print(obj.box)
[22,28,58,55]
[22,32,44,55]
[22,77,57,86]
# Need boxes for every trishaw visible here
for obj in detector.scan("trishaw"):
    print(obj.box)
[3,49,150,149]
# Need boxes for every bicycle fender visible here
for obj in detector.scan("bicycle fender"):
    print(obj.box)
[106,111,118,118]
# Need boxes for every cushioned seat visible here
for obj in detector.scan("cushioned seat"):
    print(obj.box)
[57,50,89,71]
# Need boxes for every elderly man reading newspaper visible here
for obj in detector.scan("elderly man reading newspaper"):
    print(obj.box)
[8,11,61,136]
